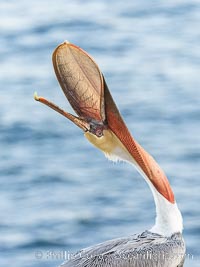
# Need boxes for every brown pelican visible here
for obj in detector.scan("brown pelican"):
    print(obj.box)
[34,41,185,267]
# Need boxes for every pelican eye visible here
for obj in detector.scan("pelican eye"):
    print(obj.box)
[88,120,107,137]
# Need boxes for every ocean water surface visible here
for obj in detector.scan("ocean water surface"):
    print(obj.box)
[0,0,199,266]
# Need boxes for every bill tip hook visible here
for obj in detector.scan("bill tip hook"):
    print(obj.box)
[34,91,40,101]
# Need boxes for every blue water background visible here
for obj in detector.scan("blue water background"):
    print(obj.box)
[0,0,199,266]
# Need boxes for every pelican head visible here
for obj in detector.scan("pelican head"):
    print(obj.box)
[35,41,183,236]
[35,41,174,202]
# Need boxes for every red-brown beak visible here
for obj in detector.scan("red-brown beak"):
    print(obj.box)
[35,41,174,204]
